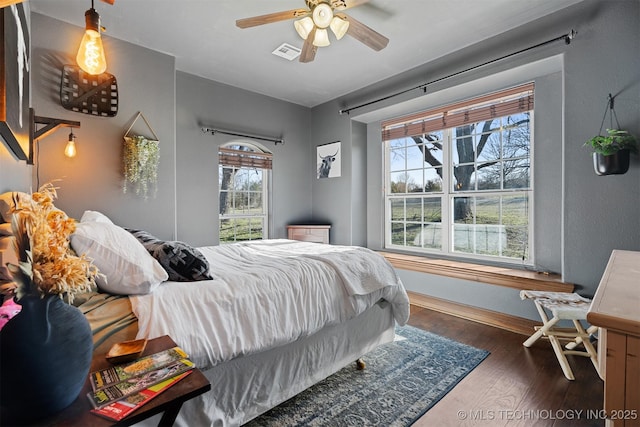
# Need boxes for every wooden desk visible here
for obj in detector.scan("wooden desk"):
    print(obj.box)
[587,250,640,427]
[40,335,211,426]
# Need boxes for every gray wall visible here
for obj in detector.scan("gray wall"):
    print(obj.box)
[562,0,640,288]
[0,148,30,193]
[28,13,313,247]
[30,12,177,240]
[310,0,639,320]
[175,72,312,246]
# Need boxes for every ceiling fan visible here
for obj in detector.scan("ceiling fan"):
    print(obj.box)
[236,0,389,63]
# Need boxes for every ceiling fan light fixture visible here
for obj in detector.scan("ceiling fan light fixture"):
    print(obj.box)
[313,28,330,47]
[294,16,315,40]
[312,2,333,28]
[329,16,349,40]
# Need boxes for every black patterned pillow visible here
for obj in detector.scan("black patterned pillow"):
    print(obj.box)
[126,229,213,282]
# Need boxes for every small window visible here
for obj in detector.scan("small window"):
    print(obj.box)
[218,143,271,243]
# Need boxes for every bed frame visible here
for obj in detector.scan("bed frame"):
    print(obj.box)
[133,301,396,426]
[1,223,402,426]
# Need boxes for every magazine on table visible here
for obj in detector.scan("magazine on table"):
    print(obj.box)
[90,370,193,421]
[88,358,195,409]
[90,346,189,391]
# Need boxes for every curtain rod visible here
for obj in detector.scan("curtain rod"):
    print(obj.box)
[338,29,577,116]
[202,127,284,145]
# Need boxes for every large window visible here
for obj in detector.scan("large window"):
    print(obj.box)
[383,84,534,263]
[219,143,271,243]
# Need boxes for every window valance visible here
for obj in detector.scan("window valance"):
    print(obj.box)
[381,82,534,141]
[218,147,272,170]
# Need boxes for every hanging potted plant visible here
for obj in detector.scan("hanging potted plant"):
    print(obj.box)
[584,94,638,176]
[123,112,161,199]
[123,134,160,198]
[584,128,638,176]
[0,184,102,424]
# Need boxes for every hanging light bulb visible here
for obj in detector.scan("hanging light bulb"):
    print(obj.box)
[294,16,315,40]
[76,2,107,75]
[65,130,77,158]
[329,16,349,40]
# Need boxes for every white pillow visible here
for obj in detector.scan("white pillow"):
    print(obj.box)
[80,210,114,224]
[70,221,168,295]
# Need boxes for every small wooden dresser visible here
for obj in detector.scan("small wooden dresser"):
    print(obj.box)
[587,250,640,427]
[287,224,331,244]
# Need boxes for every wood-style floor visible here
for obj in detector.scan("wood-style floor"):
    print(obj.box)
[407,305,604,427]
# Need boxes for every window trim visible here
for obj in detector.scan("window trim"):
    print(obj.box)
[382,86,535,265]
[218,142,270,243]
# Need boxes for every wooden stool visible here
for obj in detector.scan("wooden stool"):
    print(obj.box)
[520,290,599,380]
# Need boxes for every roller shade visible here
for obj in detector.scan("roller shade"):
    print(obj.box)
[382,83,534,141]
[219,147,272,170]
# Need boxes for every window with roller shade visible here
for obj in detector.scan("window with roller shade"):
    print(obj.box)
[382,83,534,263]
[218,143,271,243]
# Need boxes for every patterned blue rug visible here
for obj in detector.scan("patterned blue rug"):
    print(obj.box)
[246,325,489,426]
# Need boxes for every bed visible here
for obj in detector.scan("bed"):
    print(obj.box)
[0,198,409,426]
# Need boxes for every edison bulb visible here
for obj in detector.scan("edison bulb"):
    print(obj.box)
[64,140,77,158]
[76,29,107,75]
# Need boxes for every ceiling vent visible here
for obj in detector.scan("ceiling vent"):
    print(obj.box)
[272,43,301,61]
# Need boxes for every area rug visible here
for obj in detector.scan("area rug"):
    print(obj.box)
[246,325,489,426]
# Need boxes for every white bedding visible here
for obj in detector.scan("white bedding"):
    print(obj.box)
[130,239,409,370]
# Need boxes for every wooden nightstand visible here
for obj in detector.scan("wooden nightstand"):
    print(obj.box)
[287,224,331,244]
[41,335,211,426]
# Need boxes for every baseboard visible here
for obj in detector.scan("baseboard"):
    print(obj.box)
[408,291,537,336]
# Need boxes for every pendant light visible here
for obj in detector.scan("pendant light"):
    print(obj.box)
[64,130,77,158]
[76,0,107,75]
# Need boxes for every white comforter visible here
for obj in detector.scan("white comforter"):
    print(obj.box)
[130,239,409,369]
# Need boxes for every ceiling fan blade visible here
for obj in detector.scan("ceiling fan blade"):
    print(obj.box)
[331,0,370,11]
[336,12,389,51]
[236,9,309,29]
[299,28,318,63]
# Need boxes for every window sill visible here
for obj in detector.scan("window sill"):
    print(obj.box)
[379,251,573,293]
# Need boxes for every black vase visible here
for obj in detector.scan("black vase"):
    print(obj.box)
[593,149,631,176]
[0,294,93,425]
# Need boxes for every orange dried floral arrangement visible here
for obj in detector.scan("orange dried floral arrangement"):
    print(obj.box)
[8,183,101,303]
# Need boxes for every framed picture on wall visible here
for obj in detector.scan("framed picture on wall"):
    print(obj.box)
[0,2,30,161]
[317,141,341,179]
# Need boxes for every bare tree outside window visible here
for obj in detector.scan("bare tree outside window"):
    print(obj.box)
[386,111,532,261]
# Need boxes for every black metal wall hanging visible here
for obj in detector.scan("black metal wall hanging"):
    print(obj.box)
[60,64,118,117]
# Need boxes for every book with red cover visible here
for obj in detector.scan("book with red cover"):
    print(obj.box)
[90,370,193,421]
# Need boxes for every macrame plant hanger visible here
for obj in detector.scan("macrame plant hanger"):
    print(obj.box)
[590,93,635,176]
[597,93,621,136]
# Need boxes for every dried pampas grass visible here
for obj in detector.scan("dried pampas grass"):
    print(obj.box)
[9,183,101,303]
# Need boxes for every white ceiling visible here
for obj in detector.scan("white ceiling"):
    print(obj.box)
[29,0,584,108]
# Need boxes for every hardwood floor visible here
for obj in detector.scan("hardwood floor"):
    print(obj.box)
[407,305,604,427]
